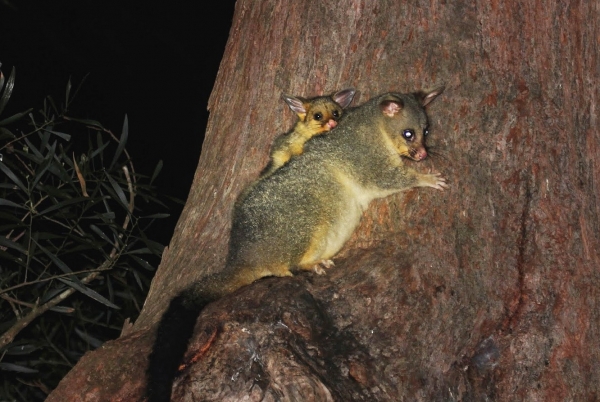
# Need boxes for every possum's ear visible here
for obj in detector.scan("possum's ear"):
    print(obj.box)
[281,94,307,115]
[379,95,404,117]
[414,86,445,107]
[332,88,356,108]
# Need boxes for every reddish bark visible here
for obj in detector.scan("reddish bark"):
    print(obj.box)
[48,1,600,401]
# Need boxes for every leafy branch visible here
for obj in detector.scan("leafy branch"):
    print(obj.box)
[0,64,169,400]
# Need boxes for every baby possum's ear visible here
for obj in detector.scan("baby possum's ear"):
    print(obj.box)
[281,94,308,116]
[332,88,356,108]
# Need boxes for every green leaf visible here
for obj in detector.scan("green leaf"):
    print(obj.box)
[65,77,72,106]
[39,126,51,154]
[0,108,33,126]
[35,242,72,273]
[44,129,72,141]
[0,66,15,115]
[37,196,91,216]
[44,153,74,183]
[47,96,59,115]
[0,362,39,374]
[110,115,128,169]
[0,198,27,209]
[124,247,152,255]
[74,327,103,348]
[0,161,27,193]
[129,255,155,271]
[104,172,129,210]
[89,224,114,245]
[49,305,76,314]
[150,159,163,184]
[0,126,16,139]
[63,116,104,129]
[90,139,110,159]
[31,143,56,191]
[57,278,120,309]
[133,269,144,290]
[141,213,170,219]
[0,236,27,253]
[5,344,39,356]
[18,138,43,161]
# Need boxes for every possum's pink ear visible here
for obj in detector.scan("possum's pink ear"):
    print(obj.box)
[332,88,356,108]
[281,94,307,115]
[379,97,403,117]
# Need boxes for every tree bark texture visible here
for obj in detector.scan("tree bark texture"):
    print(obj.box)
[48,0,600,401]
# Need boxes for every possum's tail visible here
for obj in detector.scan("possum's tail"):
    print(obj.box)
[145,285,214,402]
[144,267,265,402]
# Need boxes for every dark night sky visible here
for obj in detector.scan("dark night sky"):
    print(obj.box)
[1,0,237,243]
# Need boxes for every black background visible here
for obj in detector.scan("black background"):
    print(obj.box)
[1,0,238,244]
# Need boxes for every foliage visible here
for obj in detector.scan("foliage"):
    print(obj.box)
[0,64,167,401]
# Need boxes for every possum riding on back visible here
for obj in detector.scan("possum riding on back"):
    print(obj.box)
[146,86,447,402]
[261,88,356,176]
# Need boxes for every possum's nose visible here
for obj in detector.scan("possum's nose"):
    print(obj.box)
[326,119,337,129]
[413,148,427,161]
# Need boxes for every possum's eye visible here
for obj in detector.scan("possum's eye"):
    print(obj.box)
[424,128,430,136]
[314,113,323,121]
[332,110,340,119]
[402,129,415,141]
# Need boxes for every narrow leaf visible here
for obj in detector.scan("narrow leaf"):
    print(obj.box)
[0,108,33,126]
[74,328,103,348]
[90,139,110,159]
[58,278,120,309]
[44,129,72,141]
[133,269,144,290]
[0,362,39,374]
[110,115,128,169]
[31,143,56,191]
[5,344,39,356]
[65,77,72,106]
[0,236,27,253]
[141,213,170,219]
[130,255,156,271]
[49,305,76,314]
[63,116,104,129]
[90,224,114,245]
[124,247,152,255]
[39,127,51,154]
[0,126,16,139]
[37,196,91,216]
[150,159,163,184]
[0,198,27,209]
[105,173,129,210]
[35,242,72,273]
[23,135,44,159]
[0,66,15,115]
[0,161,27,192]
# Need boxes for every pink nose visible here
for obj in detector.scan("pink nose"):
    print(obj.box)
[326,119,337,129]
[414,148,427,160]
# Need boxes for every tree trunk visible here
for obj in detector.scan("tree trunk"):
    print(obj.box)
[47,0,600,401]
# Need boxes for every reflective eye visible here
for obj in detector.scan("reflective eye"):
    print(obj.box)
[332,110,340,119]
[424,128,430,136]
[314,113,323,121]
[403,129,415,141]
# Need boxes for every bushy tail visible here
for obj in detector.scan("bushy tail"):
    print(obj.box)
[145,286,215,402]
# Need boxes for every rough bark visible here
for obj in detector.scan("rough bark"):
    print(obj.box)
[47,0,600,401]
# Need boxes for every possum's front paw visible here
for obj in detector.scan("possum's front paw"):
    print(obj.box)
[419,172,448,190]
